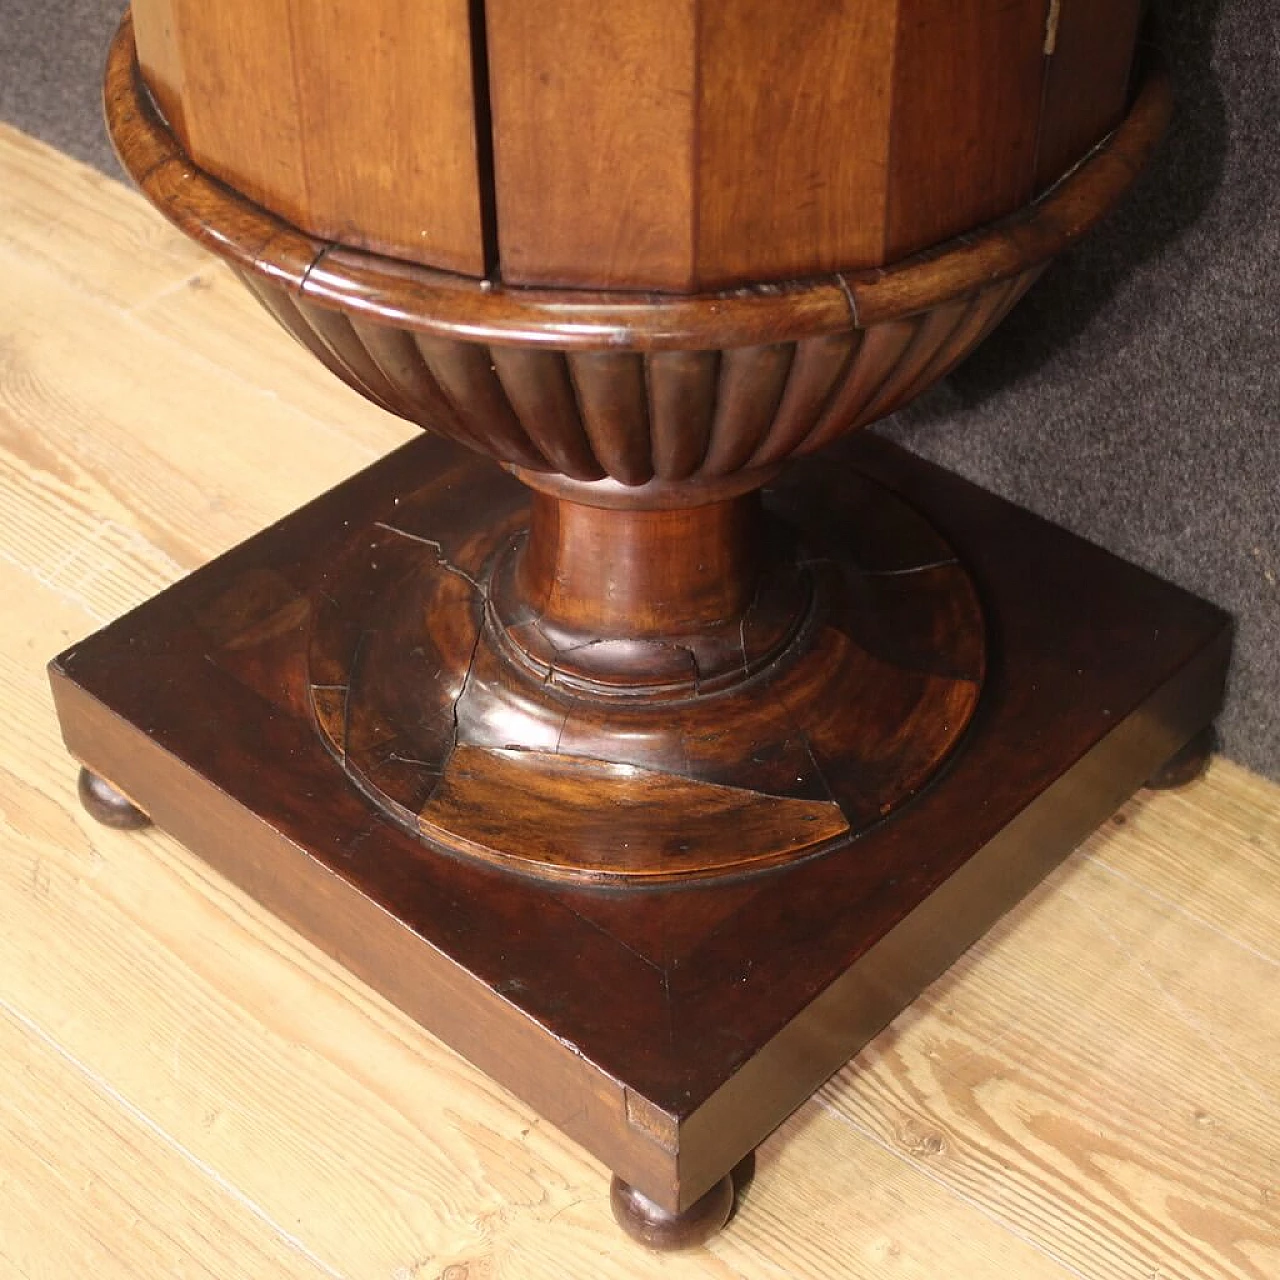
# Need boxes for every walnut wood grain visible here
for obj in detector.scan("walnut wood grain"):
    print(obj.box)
[13,105,1257,1268]
[485,0,1147,291]
[693,0,900,284]
[565,352,653,487]
[147,1,308,232]
[411,334,552,470]
[886,0,1048,260]
[490,347,604,480]
[645,351,721,481]
[83,4,1197,1248]
[129,0,486,274]
[129,0,186,140]
[486,0,902,289]
[1036,0,1146,192]
[484,0,698,290]
[418,747,852,883]
[512,493,764,643]
[299,458,984,883]
[105,14,1172,352]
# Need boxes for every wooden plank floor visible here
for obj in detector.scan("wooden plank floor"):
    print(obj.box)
[1,123,1277,1279]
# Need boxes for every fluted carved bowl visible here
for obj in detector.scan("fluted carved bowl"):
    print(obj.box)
[105,18,1170,500]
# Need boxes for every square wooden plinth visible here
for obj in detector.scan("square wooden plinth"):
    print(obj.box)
[49,433,1230,1213]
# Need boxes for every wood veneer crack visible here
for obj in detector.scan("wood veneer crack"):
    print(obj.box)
[370,522,485,596]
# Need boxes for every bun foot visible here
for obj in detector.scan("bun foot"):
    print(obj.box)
[1146,727,1215,791]
[77,767,151,830]
[609,1175,734,1251]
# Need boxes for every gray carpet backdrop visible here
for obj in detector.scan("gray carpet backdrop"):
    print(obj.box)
[5,1,1277,778]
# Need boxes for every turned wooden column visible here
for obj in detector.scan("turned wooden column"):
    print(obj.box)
[489,490,813,697]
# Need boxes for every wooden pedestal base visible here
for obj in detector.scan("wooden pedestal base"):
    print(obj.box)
[50,433,1230,1248]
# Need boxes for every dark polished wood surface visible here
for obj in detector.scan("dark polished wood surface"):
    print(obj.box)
[299,458,983,884]
[610,1173,734,1252]
[51,433,1230,1216]
[232,269,1042,490]
[76,767,150,831]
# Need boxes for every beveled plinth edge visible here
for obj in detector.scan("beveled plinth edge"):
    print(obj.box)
[105,11,1171,348]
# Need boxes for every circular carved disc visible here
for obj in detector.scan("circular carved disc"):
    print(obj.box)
[307,461,985,886]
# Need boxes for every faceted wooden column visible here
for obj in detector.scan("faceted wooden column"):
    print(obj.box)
[484,0,1147,289]
[130,0,1146,289]
[130,0,488,272]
